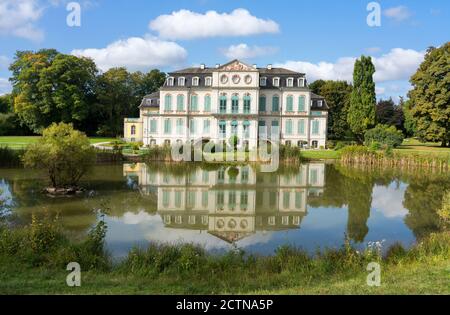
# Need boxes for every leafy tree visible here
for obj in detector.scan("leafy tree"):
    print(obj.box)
[408,43,450,147]
[311,80,353,140]
[132,69,166,97]
[376,98,404,131]
[347,56,377,143]
[22,123,96,188]
[9,50,98,134]
[0,94,13,113]
[94,68,142,137]
[402,98,416,137]
[364,124,405,148]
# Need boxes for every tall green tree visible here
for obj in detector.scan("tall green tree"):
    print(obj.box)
[376,98,405,132]
[347,56,377,143]
[9,49,98,134]
[310,80,353,140]
[408,43,450,147]
[95,68,141,137]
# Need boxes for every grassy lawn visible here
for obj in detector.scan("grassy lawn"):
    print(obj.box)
[0,250,448,295]
[301,150,340,160]
[394,138,450,159]
[0,136,117,150]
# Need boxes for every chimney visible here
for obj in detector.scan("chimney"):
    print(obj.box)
[200,64,205,70]
[267,64,272,70]
[215,64,220,69]
[253,64,257,69]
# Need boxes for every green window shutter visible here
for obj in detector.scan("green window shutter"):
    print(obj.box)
[298,120,305,135]
[164,119,171,134]
[203,119,210,133]
[204,95,211,112]
[219,96,227,113]
[177,95,184,111]
[295,192,303,209]
[232,96,239,113]
[244,96,251,113]
[286,120,293,135]
[163,190,170,207]
[190,119,196,134]
[283,192,290,208]
[259,96,266,112]
[202,191,209,207]
[287,96,293,112]
[190,95,198,111]
[150,120,157,133]
[165,95,172,111]
[298,96,305,112]
[176,119,183,135]
[272,96,279,112]
[312,120,319,135]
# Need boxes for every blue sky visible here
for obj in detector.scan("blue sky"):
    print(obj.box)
[0,0,449,100]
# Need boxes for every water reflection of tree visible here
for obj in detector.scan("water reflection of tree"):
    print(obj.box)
[312,164,450,242]
[308,165,374,243]
[403,180,450,239]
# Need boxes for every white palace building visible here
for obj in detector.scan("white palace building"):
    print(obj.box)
[124,60,328,149]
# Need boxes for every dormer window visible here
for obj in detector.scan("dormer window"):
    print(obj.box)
[192,77,199,86]
[298,78,305,87]
[178,77,185,86]
[318,100,323,107]
[205,77,212,86]
[260,77,267,86]
[146,99,152,105]
[273,77,280,87]
[287,77,294,87]
[167,77,174,86]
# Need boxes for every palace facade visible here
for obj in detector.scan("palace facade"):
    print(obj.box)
[124,59,328,149]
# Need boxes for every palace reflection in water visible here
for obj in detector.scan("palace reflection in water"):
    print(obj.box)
[123,163,325,243]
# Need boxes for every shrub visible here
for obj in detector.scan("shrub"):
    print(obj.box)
[22,123,96,188]
[364,124,405,148]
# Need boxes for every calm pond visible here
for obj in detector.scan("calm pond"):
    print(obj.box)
[0,162,448,258]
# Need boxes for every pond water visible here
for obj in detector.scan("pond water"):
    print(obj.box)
[0,162,448,258]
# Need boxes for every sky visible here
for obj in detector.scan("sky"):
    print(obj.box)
[0,0,449,100]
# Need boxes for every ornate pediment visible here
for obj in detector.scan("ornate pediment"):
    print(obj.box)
[219,59,256,72]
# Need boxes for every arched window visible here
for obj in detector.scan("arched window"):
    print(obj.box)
[286,95,294,112]
[204,94,211,112]
[167,77,174,86]
[190,94,198,111]
[219,94,227,113]
[177,95,184,111]
[178,77,185,86]
[164,94,172,111]
[272,95,280,112]
[231,94,239,114]
[192,77,199,86]
[131,125,136,135]
[259,95,266,112]
[243,94,251,114]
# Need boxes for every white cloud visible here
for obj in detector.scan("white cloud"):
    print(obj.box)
[0,78,12,95]
[383,6,412,22]
[372,48,424,82]
[221,43,278,60]
[149,8,280,40]
[275,48,424,99]
[275,48,424,83]
[0,0,44,41]
[372,184,409,218]
[71,36,188,72]
[275,57,356,82]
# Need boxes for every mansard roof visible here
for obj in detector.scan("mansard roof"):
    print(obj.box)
[168,59,304,76]
[311,93,329,110]
[139,91,160,108]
